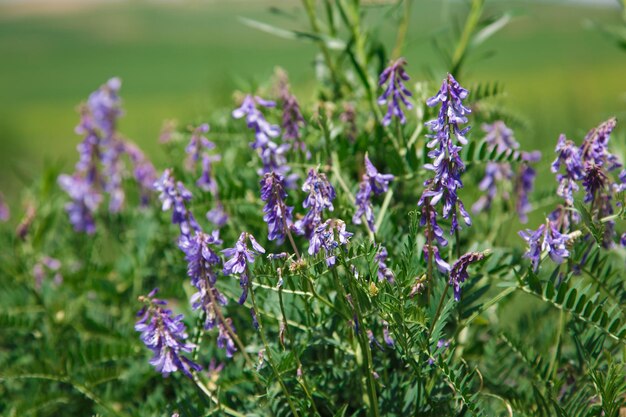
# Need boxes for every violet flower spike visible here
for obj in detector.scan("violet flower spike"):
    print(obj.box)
[276,70,307,154]
[377,58,413,126]
[309,219,353,267]
[185,123,214,171]
[516,151,541,223]
[294,168,336,238]
[519,220,571,272]
[222,232,265,304]
[374,246,395,283]
[135,288,201,378]
[449,251,486,301]
[419,73,472,235]
[260,172,294,243]
[154,169,199,238]
[551,134,584,206]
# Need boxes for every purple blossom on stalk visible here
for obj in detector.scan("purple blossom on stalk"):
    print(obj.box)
[124,142,157,206]
[516,151,541,223]
[58,175,102,234]
[353,156,395,231]
[449,251,486,301]
[0,193,8,222]
[196,153,221,194]
[135,288,201,378]
[621,233,626,247]
[308,219,353,267]
[33,256,63,290]
[260,172,294,243]
[206,203,229,228]
[552,134,584,205]
[374,246,395,283]
[418,73,472,236]
[382,321,394,346]
[154,169,199,239]
[276,70,306,155]
[422,244,450,273]
[222,232,265,304]
[184,124,214,171]
[519,220,571,272]
[377,58,413,126]
[232,95,280,149]
[294,168,336,238]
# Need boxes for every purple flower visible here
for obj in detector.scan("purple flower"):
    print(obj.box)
[419,73,472,236]
[154,169,199,238]
[87,77,122,138]
[276,70,306,154]
[340,102,358,142]
[206,203,229,228]
[0,193,8,222]
[308,219,353,267]
[260,172,294,243]
[519,220,571,272]
[196,153,221,194]
[382,321,394,346]
[135,288,201,378]
[354,156,395,230]
[217,321,237,357]
[233,95,280,149]
[124,142,157,206]
[449,251,486,301]
[483,121,519,152]
[516,151,541,223]
[222,232,265,304]
[374,246,395,283]
[33,256,63,290]
[294,168,336,238]
[422,244,450,273]
[620,233,626,247]
[185,124,214,171]
[377,58,413,126]
[580,117,619,171]
[58,174,102,234]
[472,162,513,214]
[552,134,584,205]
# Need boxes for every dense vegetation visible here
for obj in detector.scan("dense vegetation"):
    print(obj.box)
[1,1,625,416]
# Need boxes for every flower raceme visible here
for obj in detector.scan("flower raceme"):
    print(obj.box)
[353,155,394,232]
[519,220,572,272]
[222,232,266,304]
[419,73,472,238]
[377,57,413,126]
[308,219,353,267]
[449,251,487,301]
[294,168,336,239]
[135,288,201,378]
[260,172,294,243]
[154,169,200,239]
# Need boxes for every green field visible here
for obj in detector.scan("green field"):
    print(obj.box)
[1,0,625,203]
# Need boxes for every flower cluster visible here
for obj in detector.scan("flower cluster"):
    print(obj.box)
[222,232,265,304]
[179,230,237,357]
[33,256,62,290]
[184,124,228,228]
[233,95,294,181]
[309,219,353,267]
[552,134,584,206]
[353,155,394,232]
[374,246,394,283]
[58,78,156,233]
[472,121,540,223]
[135,288,201,378]
[276,69,307,156]
[154,169,199,239]
[418,73,472,240]
[449,251,486,301]
[260,172,294,243]
[519,220,572,271]
[377,58,413,126]
[294,168,336,239]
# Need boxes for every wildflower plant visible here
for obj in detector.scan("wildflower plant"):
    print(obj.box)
[3,2,626,417]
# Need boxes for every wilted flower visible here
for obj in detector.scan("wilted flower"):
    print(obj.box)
[449,251,486,301]
[260,172,294,243]
[222,232,265,304]
[309,219,353,267]
[377,58,413,126]
[294,168,336,238]
[519,220,571,271]
[154,169,199,238]
[135,288,201,378]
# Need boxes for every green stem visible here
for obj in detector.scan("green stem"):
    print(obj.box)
[334,268,380,417]
[428,283,449,336]
[391,0,412,59]
[248,274,301,417]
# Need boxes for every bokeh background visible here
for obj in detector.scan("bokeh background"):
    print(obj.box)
[1,0,625,205]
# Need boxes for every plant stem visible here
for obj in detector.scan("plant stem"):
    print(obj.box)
[248,273,301,417]
[391,0,412,59]
[428,283,449,336]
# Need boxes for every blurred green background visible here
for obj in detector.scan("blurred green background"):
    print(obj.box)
[0,0,625,206]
